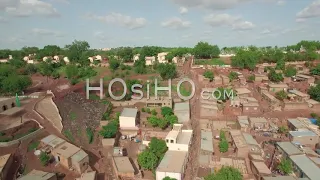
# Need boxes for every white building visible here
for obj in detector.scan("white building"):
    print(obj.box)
[156,150,188,180]
[95,55,102,61]
[53,55,60,61]
[157,52,168,63]
[23,56,29,61]
[133,54,140,62]
[119,108,138,129]
[145,56,156,66]
[63,57,70,64]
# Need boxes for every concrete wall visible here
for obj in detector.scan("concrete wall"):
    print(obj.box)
[283,102,309,111]
[0,98,15,113]
[0,128,43,147]
[119,116,136,128]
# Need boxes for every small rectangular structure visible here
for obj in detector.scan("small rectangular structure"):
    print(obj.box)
[174,102,190,123]
[18,169,57,180]
[156,150,188,180]
[242,102,260,114]
[289,154,320,180]
[76,171,97,180]
[200,130,214,154]
[250,161,272,179]
[249,154,264,162]
[288,89,310,101]
[276,142,303,158]
[289,130,319,146]
[248,117,268,130]
[0,154,13,180]
[235,88,251,97]
[119,108,138,129]
[112,157,135,178]
[229,130,261,157]
[40,134,66,149]
[237,116,249,131]
[295,74,315,83]
[267,83,288,93]
[101,138,115,147]
[254,74,269,82]
[287,119,306,130]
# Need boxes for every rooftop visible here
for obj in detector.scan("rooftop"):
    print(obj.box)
[268,83,288,88]
[289,130,317,137]
[235,88,251,95]
[41,135,66,149]
[242,133,259,146]
[76,171,96,180]
[276,142,302,156]
[177,131,193,145]
[157,150,187,173]
[174,102,190,111]
[71,149,88,163]
[288,119,306,129]
[249,117,267,124]
[113,157,135,173]
[296,74,313,79]
[101,138,115,147]
[0,154,11,173]
[120,108,138,118]
[289,90,309,97]
[290,155,320,180]
[201,130,214,152]
[251,161,272,175]
[18,169,56,180]
[53,141,81,159]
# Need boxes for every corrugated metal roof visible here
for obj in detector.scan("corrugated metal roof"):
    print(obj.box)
[290,155,320,180]
[276,142,302,156]
[242,133,259,146]
[289,130,317,137]
[288,119,306,129]
[201,130,213,152]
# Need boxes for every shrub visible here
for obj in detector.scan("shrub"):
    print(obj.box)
[86,127,94,144]
[39,152,50,166]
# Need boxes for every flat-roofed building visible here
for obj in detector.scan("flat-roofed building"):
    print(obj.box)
[235,88,251,97]
[229,130,261,157]
[242,102,260,114]
[200,130,214,155]
[267,83,288,93]
[112,157,135,178]
[276,142,303,159]
[237,116,249,132]
[76,171,97,180]
[119,108,138,129]
[248,117,268,130]
[145,56,156,66]
[18,169,57,180]
[289,130,319,147]
[0,154,13,180]
[156,150,188,180]
[288,89,310,101]
[164,124,193,152]
[288,119,306,131]
[250,161,272,180]
[289,154,320,180]
[295,74,315,84]
[174,102,190,123]
[249,154,264,162]
[254,74,269,82]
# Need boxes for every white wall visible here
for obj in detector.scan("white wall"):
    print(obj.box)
[119,116,136,128]
[156,171,182,180]
[142,141,189,151]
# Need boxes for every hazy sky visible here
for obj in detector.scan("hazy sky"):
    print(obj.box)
[0,0,319,49]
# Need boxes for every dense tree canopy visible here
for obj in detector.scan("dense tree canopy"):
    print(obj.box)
[193,42,220,59]
[157,63,177,80]
[308,84,320,101]
[117,47,133,62]
[203,71,214,81]
[284,66,297,77]
[310,64,320,75]
[205,166,242,180]
[65,40,90,66]
[278,158,293,175]
[268,69,284,82]
[231,49,260,70]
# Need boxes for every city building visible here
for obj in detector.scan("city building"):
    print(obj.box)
[145,56,156,65]
[0,97,17,113]
[156,150,188,180]
[145,97,172,109]
[119,108,138,129]
[157,52,169,63]
[294,74,315,84]
[237,116,249,132]
[235,88,252,97]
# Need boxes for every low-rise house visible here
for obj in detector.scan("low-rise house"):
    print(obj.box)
[289,154,320,180]
[174,102,190,123]
[200,130,214,155]
[156,150,188,180]
[133,54,140,62]
[76,171,97,180]
[276,142,304,159]
[18,169,57,180]
[229,130,261,157]
[242,102,260,114]
[145,96,172,108]
[53,55,59,61]
[267,83,288,93]
[235,88,251,97]
[289,130,319,147]
[23,56,29,61]
[254,74,269,83]
[112,157,135,179]
[248,117,268,130]
[158,52,168,63]
[250,160,272,180]
[164,124,193,151]
[145,56,156,66]
[288,118,307,131]
[0,154,13,180]
[295,74,315,84]
[40,135,89,174]
[119,108,138,129]
[237,116,249,132]
[288,89,310,101]
[213,76,222,85]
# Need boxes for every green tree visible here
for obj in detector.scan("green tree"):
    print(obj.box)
[276,90,288,100]
[99,120,118,138]
[193,42,220,59]
[278,126,288,134]
[148,116,161,127]
[165,115,178,127]
[117,47,133,62]
[284,66,297,77]
[268,69,284,82]
[9,58,26,68]
[39,152,51,166]
[65,40,90,66]
[137,149,158,170]
[231,49,260,70]
[65,64,79,79]
[205,166,242,180]
[38,61,54,82]
[278,158,293,175]
[276,59,285,70]
[228,72,238,81]
[163,177,177,180]
[248,75,255,82]
[41,45,61,56]
[310,64,320,75]
[25,64,38,75]
[158,117,169,129]
[109,58,120,71]
[151,109,157,116]
[219,140,228,153]
[134,59,147,74]
[220,130,226,140]
[308,84,320,101]
[161,107,173,117]
[203,71,214,81]
[1,75,32,94]
[157,63,177,80]
[148,137,168,158]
